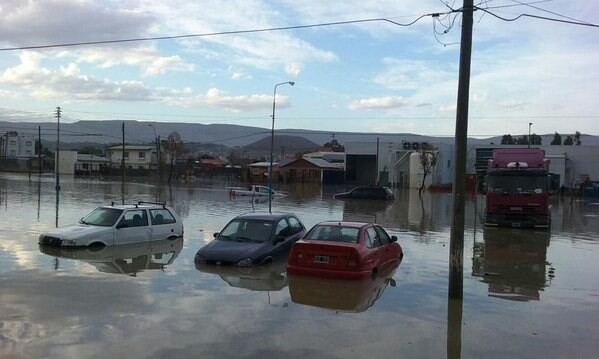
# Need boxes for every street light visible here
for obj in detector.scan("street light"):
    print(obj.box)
[268,81,295,213]
[528,122,533,148]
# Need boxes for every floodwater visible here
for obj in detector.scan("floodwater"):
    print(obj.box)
[1,173,598,358]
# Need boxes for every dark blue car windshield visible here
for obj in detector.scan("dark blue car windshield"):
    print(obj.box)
[219,219,274,243]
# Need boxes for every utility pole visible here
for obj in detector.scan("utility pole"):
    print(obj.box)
[447,0,472,357]
[157,135,162,182]
[528,122,533,148]
[449,0,473,300]
[55,107,61,191]
[121,121,125,205]
[376,137,380,185]
[38,125,42,175]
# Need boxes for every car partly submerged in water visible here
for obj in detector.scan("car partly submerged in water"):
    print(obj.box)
[228,185,287,198]
[38,201,183,248]
[333,186,395,200]
[195,213,305,266]
[287,221,403,279]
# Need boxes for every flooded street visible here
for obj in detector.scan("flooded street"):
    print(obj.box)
[1,173,599,358]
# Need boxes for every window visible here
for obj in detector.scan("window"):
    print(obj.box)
[150,209,176,225]
[288,217,303,234]
[366,227,380,248]
[139,152,145,159]
[306,225,360,243]
[118,210,148,228]
[275,219,290,237]
[25,141,32,146]
[82,163,89,170]
[374,226,391,245]
[123,152,129,159]
[81,208,123,226]
[9,140,16,145]
[218,219,273,243]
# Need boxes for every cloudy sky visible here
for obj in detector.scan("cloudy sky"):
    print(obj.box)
[0,0,597,136]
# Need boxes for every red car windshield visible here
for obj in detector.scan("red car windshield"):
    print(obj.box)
[305,225,360,244]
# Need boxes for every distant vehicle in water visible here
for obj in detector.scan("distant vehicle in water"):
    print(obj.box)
[195,213,306,266]
[485,149,550,229]
[39,237,183,275]
[333,186,395,200]
[38,202,184,247]
[287,222,403,279]
[229,185,286,198]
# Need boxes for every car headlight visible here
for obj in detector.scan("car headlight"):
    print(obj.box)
[237,258,253,267]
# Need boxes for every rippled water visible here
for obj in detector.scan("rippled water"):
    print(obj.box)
[1,173,598,358]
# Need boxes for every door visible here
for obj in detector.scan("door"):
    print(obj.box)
[364,227,382,270]
[115,209,151,245]
[374,226,395,266]
[149,208,178,240]
[272,218,292,254]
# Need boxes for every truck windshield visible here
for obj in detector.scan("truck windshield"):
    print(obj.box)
[81,208,123,226]
[488,174,547,194]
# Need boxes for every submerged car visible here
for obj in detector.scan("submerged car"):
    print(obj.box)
[333,186,395,200]
[38,202,183,247]
[195,213,306,266]
[287,221,403,279]
[196,256,288,291]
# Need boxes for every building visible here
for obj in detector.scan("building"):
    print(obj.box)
[248,161,278,183]
[344,141,454,189]
[106,145,156,170]
[279,157,344,184]
[54,150,78,175]
[75,154,110,174]
[0,131,36,159]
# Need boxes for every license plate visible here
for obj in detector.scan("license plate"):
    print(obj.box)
[313,255,330,264]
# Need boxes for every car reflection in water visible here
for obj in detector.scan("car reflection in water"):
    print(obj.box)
[472,228,552,301]
[39,238,184,276]
[289,263,398,313]
[195,256,288,291]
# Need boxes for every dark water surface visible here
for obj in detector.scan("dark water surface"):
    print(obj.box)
[1,174,598,358]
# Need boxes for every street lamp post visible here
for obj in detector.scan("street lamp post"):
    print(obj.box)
[268,81,295,213]
[528,122,533,148]
[147,124,160,170]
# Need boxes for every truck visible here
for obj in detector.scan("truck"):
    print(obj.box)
[485,149,550,229]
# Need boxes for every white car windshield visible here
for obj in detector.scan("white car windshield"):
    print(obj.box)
[81,208,123,226]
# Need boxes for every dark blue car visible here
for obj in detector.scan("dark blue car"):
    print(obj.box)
[195,213,306,266]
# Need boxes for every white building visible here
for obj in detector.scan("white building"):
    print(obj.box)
[106,145,156,170]
[0,131,36,159]
[75,154,110,174]
[54,150,78,175]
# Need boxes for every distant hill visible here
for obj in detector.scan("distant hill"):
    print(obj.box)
[2,120,598,148]
[243,135,319,152]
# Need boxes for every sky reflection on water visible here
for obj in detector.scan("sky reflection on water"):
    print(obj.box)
[1,174,598,358]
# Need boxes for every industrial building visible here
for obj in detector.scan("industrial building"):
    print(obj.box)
[0,131,36,159]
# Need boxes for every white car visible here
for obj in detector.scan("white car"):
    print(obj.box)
[39,202,184,247]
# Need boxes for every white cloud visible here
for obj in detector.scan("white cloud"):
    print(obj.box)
[231,72,252,80]
[349,96,409,110]
[57,46,194,77]
[171,87,287,112]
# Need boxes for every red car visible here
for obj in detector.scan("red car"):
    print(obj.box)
[287,222,403,279]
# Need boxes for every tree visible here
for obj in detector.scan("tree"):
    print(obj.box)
[530,133,542,145]
[515,135,529,145]
[563,136,574,145]
[165,132,183,183]
[574,131,582,145]
[322,138,344,152]
[550,132,562,145]
[501,134,514,145]
[418,145,438,196]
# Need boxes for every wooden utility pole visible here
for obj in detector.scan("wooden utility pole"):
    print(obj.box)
[449,0,473,300]
[55,106,61,228]
[121,121,125,204]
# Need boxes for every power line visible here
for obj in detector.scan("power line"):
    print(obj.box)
[508,0,590,24]
[476,7,599,28]
[0,13,458,52]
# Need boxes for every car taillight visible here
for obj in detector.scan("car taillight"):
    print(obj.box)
[296,252,303,261]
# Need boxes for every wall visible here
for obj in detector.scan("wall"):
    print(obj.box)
[54,151,77,175]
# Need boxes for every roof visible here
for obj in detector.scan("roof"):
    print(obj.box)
[77,154,109,162]
[316,221,371,228]
[107,145,154,151]
[234,212,294,221]
[279,157,344,170]
[249,161,277,167]
[101,203,170,210]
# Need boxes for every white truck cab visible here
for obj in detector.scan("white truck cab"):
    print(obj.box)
[39,201,184,248]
